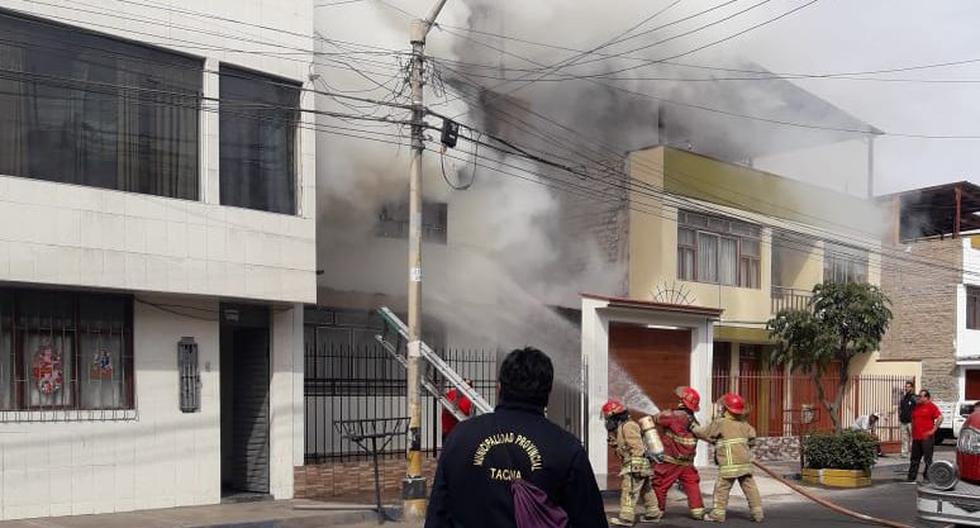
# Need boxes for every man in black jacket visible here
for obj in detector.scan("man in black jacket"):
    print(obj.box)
[425,347,608,528]
[899,381,916,459]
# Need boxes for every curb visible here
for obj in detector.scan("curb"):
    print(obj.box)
[195,506,403,528]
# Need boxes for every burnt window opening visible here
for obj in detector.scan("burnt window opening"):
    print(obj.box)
[375,201,448,244]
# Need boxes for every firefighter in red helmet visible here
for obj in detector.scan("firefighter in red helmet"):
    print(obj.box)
[602,399,661,526]
[693,392,763,523]
[651,386,706,520]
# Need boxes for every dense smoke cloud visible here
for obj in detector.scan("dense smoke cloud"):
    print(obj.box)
[313,1,893,392]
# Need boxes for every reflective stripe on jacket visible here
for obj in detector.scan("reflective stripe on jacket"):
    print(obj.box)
[693,416,756,478]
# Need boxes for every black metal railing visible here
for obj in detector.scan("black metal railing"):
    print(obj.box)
[304,341,497,463]
[771,286,813,314]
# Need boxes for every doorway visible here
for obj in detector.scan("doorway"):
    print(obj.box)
[607,322,691,488]
[220,303,271,499]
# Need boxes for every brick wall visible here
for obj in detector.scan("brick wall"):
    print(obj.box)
[295,457,439,500]
[880,237,961,401]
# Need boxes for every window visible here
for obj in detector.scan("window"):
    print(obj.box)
[677,210,761,288]
[219,66,299,214]
[375,201,449,244]
[823,242,869,284]
[968,369,980,400]
[968,286,980,330]
[0,289,133,412]
[0,11,201,198]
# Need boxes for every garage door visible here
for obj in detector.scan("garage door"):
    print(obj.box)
[607,323,691,487]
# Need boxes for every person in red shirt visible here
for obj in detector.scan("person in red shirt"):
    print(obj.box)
[908,389,943,482]
[441,378,474,440]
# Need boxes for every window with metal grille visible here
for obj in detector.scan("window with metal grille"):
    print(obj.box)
[968,286,980,330]
[677,210,761,289]
[178,337,200,413]
[375,201,448,244]
[0,288,134,413]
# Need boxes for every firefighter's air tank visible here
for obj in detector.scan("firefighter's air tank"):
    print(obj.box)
[637,415,664,458]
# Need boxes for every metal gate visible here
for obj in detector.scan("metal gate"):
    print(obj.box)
[222,304,271,494]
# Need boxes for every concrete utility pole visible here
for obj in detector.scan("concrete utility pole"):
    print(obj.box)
[404,0,449,520]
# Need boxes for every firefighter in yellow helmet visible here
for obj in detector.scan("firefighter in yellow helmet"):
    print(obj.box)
[603,399,661,526]
[693,393,764,523]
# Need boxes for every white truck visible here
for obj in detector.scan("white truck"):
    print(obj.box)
[934,400,980,442]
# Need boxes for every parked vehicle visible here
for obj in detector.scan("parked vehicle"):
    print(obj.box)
[918,409,980,525]
[935,400,958,444]
[954,401,980,439]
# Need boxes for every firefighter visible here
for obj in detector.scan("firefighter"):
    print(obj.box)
[651,386,706,520]
[603,399,661,526]
[693,393,763,523]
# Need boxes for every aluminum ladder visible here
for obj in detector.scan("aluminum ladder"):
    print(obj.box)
[374,306,493,419]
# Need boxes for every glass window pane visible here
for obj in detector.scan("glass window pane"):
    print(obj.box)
[698,233,718,283]
[0,11,201,199]
[719,237,738,286]
[80,332,123,409]
[741,238,761,257]
[220,66,299,214]
[22,332,74,408]
[678,248,695,280]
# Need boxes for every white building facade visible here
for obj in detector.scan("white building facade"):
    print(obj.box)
[0,0,315,520]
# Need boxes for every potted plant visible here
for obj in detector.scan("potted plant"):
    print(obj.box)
[800,430,878,488]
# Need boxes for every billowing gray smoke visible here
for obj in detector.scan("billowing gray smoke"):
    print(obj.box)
[313,1,885,403]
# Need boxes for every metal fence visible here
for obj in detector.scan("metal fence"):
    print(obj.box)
[712,371,910,441]
[304,341,498,463]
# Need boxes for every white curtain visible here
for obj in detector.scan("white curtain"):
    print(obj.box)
[719,237,738,286]
[698,233,718,283]
[80,333,123,409]
[23,332,74,409]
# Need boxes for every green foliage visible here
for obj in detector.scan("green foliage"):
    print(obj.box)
[769,282,892,377]
[803,430,878,472]
[767,281,893,432]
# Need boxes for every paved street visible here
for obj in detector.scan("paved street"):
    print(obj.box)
[346,448,957,528]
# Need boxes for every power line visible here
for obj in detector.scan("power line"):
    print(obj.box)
[432,111,980,282]
[316,0,368,7]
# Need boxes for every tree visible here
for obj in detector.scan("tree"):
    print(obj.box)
[767,281,892,433]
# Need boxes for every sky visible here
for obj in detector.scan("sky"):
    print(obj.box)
[319,0,980,197]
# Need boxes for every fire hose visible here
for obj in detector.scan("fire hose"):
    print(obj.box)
[752,460,951,528]
[637,413,940,527]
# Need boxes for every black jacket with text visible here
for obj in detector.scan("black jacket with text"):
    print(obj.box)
[424,400,608,528]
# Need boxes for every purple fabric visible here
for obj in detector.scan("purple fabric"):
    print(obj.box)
[511,479,568,528]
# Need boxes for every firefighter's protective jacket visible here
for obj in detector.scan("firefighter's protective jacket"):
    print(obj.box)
[610,420,650,476]
[656,410,699,465]
[425,400,608,528]
[693,415,756,478]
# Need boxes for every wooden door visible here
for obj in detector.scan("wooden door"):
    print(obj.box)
[606,323,691,488]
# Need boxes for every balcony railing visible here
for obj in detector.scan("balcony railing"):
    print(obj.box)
[771,286,813,314]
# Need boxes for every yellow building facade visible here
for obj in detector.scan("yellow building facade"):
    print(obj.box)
[625,146,919,410]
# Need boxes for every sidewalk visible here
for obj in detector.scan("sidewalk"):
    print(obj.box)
[0,500,399,528]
